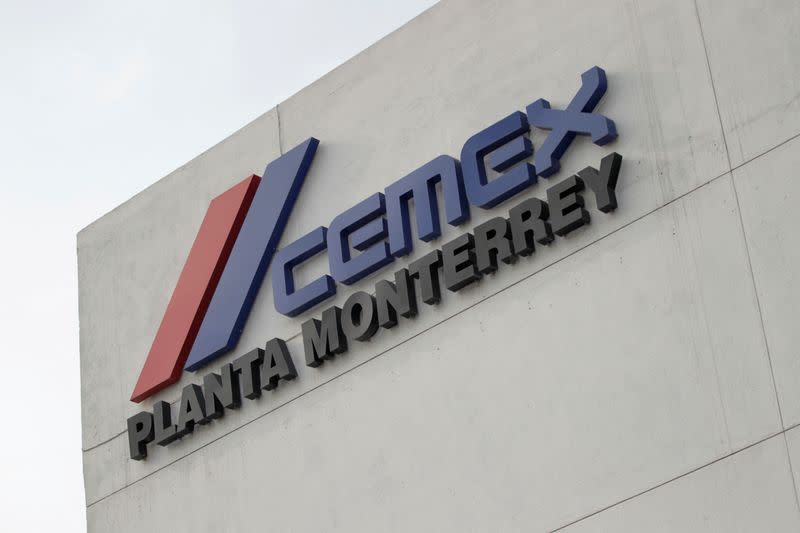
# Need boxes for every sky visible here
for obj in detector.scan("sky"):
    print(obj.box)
[0,1,437,529]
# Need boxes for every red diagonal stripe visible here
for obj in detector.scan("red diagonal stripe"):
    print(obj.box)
[130,175,261,402]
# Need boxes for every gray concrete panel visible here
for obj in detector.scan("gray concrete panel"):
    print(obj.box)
[733,134,800,427]
[696,0,800,167]
[81,0,740,507]
[86,176,780,531]
[560,434,800,532]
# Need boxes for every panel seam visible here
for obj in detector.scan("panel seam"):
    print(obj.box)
[276,103,284,155]
[548,430,790,532]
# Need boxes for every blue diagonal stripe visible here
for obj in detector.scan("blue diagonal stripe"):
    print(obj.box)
[184,138,319,371]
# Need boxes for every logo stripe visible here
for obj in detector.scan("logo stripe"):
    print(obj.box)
[183,138,319,372]
[130,175,261,402]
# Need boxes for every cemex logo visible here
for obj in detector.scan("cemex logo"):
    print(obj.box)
[130,66,617,405]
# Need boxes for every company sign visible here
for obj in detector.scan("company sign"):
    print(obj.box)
[127,66,622,459]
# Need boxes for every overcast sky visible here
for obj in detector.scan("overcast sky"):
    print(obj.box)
[0,1,436,529]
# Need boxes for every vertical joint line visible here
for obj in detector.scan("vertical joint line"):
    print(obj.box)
[730,179,785,427]
[276,104,284,155]
[782,432,800,518]
[692,0,732,172]
[694,0,798,510]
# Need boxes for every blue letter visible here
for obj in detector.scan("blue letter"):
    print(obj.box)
[384,155,469,257]
[527,66,617,177]
[461,111,535,209]
[272,227,336,317]
[329,193,394,284]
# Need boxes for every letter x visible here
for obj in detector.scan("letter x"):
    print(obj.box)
[527,66,617,177]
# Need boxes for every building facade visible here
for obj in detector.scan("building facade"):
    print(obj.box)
[79,0,800,530]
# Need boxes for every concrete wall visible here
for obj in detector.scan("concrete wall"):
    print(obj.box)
[78,0,800,530]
